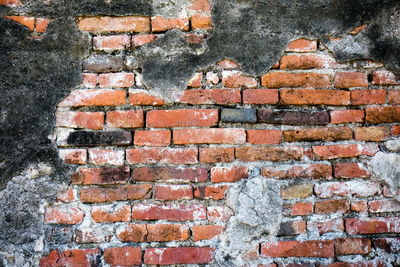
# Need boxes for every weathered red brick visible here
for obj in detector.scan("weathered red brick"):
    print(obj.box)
[40,249,101,267]
[243,89,279,104]
[178,89,241,105]
[217,59,239,69]
[146,109,218,127]
[333,163,370,178]
[147,224,190,242]
[372,70,400,85]
[132,204,206,221]
[351,89,386,105]
[236,147,304,162]
[354,126,390,141]
[391,125,400,135]
[131,34,156,46]
[388,90,400,104]
[59,149,87,165]
[144,247,213,265]
[129,89,166,105]
[286,38,317,52]
[155,185,194,201]
[192,225,225,241]
[104,247,142,267]
[368,200,400,213]
[283,127,353,142]
[151,16,189,32]
[106,110,144,128]
[207,206,233,222]
[191,14,213,30]
[93,35,130,50]
[126,148,198,164]
[351,201,368,212]
[0,0,21,7]
[223,71,257,88]
[132,166,208,183]
[174,128,246,144]
[91,205,131,223]
[277,220,307,236]
[189,0,211,12]
[315,181,381,199]
[284,202,313,216]
[312,144,379,160]
[330,110,365,124]
[188,72,203,87]
[88,149,124,166]
[334,72,368,88]
[59,89,126,107]
[80,184,152,203]
[72,167,130,185]
[75,227,113,243]
[117,224,147,242]
[206,72,219,85]
[365,107,400,123]
[77,16,150,32]
[134,130,171,146]
[44,207,84,225]
[315,199,350,214]
[280,54,333,69]
[335,238,371,255]
[280,89,350,105]
[56,111,104,130]
[262,72,331,88]
[98,72,134,88]
[262,164,332,179]
[56,188,76,203]
[82,73,98,88]
[247,130,282,144]
[261,240,334,258]
[194,185,229,200]
[345,217,400,234]
[211,166,248,183]
[280,184,313,199]
[307,218,344,234]
[199,147,235,163]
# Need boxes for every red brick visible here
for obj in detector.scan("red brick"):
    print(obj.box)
[56,111,104,130]
[312,144,379,160]
[366,107,400,123]
[39,249,101,267]
[236,146,304,162]
[77,16,150,32]
[247,130,282,145]
[59,89,126,107]
[262,164,332,179]
[280,89,350,105]
[194,185,229,200]
[333,163,370,178]
[56,188,76,203]
[98,72,134,88]
[147,109,218,128]
[88,149,124,166]
[80,184,152,203]
[132,167,208,183]
[189,0,211,12]
[314,181,381,198]
[262,72,331,88]
[351,201,368,212]
[388,90,400,104]
[134,130,171,146]
[0,0,21,7]
[178,89,241,105]
[223,71,257,88]
[117,224,147,242]
[372,70,400,85]
[82,73,98,88]
[174,128,246,144]
[131,34,156,46]
[188,72,203,87]
[345,218,400,234]
[132,204,206,221]
[151,16,189,32]
[148,224,190,242]
[126,148,198,164]
[207,206,233,222]
[261,240,334,258]
[191,14,213,30]
[144,247,213,265]
[315,199,350,214]
[211,166,248,183]
[351,89,387,105]
[104,247,142,267]
[307,218,344,234]
[199,147,234,163]
[35,18,50,33]
[280,54,333,70]
[91,205,131,223]
[278,221,307,236]
[44,207,84,225]
[106,110,144,128]
[284,202,313,216]
[286,38,317,52]
[369,200,400,213]
[72,167,130,185]
[243,89,279,104]
[283,127,353,142]
[129,89,166,105]
[59,149,87,164]
[334,72,368,88]
[391,125,400,135]
[4,16,34,31]
[192,225,225,241]
[217,59,239,69]
[155,185,194,201]
[354,126,390,141]
[93,35,130,50]
[335,238,371,255]
[330,110,364,124]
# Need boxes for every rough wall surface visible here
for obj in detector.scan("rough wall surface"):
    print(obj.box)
[0,0,400,266]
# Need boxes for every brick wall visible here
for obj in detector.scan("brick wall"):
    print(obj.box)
[3,0,400,266]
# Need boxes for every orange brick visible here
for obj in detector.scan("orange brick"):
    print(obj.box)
[35,18,50,33]
[366,106,400,123]
[178,89,241,105]
[192,225,225,241]
[191,14,213,30]
[129,89,166,105]
[59,149,87,165]
[146,109,218,128]
[0,0,21,6]
[315,199,350,214]
[312,144,379,160]
[286,38,317,52]
[199,147,235,163]
[44,207,84,225]
[88,149,124,166]
[262,72,331,88]
[351,89,386,105]
[126,148,198,164]
[280,54,333,70]
[372,70,400,85]
[56,111,104,130]
[247,130,282,144]
[243,89,279,104]
[330,110,364,124]
[173,128,246,144]
[280,89,350,105]
[151,16,189,32]
[131,34,156,46]
[334,72,368,88]
[77,16,150,32]
[107,110,144,128]
[211,166,248,183]
[389,90,400,104]
[4,16,34,31]
[222,71,257,88]
[147,224,190,242]
[58,89,126,107]
[354,126,390,141]
[155,185,194,201]
[134,130,171,146]
[283,127,353,142]
[93,35,130,50]
[392,125,400,135]
[91,205,131,223]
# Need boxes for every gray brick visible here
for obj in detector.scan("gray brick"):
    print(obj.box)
[83,55,124,73]
[221,109,257,123]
